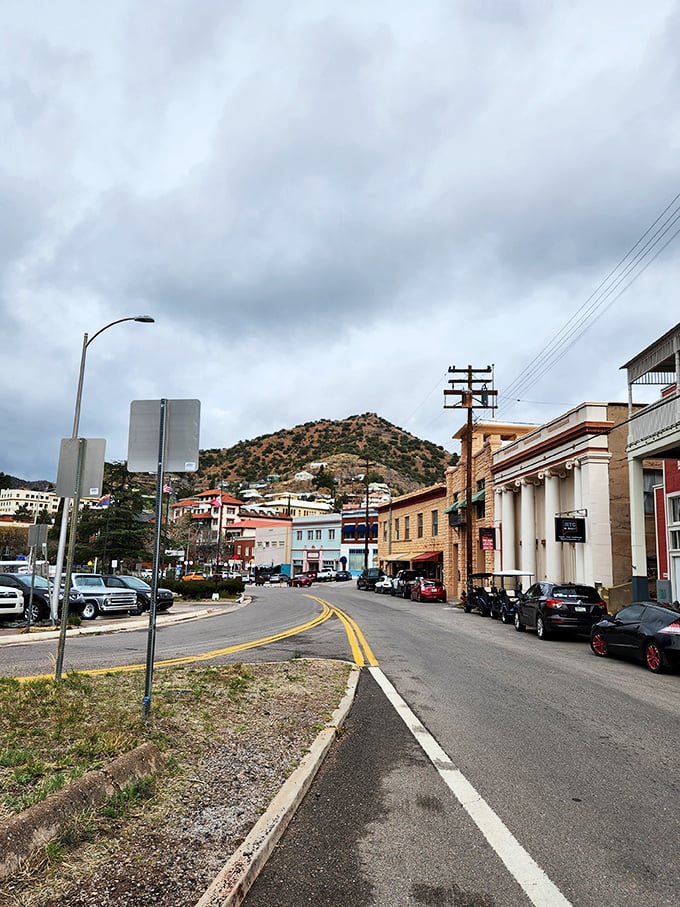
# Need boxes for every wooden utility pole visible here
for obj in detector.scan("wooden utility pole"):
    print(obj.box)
[444,365,497,593]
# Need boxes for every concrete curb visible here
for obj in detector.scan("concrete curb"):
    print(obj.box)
[0,598,251,647]
[0,742,164,881]
[194,664,362,907]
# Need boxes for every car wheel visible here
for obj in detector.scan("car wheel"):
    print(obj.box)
[645,641,664,673]
[590,630,608,657]
[390,588,396,596]
[130,596,146,616]
[536,614,551,640]
[81,600,98,621]
[514,610,525,632]
[23,600,43,623]
[500,609,508,624]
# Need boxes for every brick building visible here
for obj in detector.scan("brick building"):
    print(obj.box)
[377,485,447,580]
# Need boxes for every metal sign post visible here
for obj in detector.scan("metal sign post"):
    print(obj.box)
[128,399,200,719]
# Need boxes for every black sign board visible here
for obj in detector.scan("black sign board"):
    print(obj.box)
[479,527,496,551]
[555,517,586,543]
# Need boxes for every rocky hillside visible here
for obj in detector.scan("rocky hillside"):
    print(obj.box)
[196,413,456,497]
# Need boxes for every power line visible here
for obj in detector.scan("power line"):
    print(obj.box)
[497,191,680,415]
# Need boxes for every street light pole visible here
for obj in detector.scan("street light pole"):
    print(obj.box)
[50,315,155,623]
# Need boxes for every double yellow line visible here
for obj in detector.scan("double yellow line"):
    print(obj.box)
[16,598,377,681]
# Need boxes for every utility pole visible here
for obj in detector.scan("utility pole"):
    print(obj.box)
[358,456,374,571]
[444,365,497,594]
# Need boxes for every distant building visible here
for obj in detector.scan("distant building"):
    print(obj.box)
[0,488,59,520]
[291,514,342,575]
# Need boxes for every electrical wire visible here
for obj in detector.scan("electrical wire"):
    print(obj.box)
[497,191,680,415]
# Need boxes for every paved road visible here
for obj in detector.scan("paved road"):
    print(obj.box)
[2,584,679,905]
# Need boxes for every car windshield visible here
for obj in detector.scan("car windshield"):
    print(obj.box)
[74,576,105,587]
[552,585,600,601]
[119,576,149,590]
[15,575,50,590]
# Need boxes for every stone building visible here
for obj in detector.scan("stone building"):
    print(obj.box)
[444,421,535,600]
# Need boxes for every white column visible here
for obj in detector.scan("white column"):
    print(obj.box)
[542,471,561,581]
[628,456,647,596]
[493,489,503,573]
[501,487,517,570]
[518,480,537,579]
[580,455,613,586]
[572,461,585,582]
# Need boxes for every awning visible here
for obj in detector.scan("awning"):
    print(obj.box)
[472,489,485,503]
[412,551,442,563]
[384,554,410,562]
[342,523,356,531]
[444,500,466,513]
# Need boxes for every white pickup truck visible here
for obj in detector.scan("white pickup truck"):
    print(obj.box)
[314,569,336,582]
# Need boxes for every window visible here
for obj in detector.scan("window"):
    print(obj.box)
[328,529,335,540]
[315,529,322,540]
[395,518,400,540]
[417,512,423,538]
[383,520,388,541]
[307,530,314,540]
[432,510,439,536]
[670,529,680,550]
[670,496,680,524]
[404,516,410,540]
[296,531,302,541]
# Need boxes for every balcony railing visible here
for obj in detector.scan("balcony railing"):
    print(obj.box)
[627,392,680,450]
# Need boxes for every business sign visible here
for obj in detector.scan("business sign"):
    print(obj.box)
[479,527,496,551]
[555,517,586,543]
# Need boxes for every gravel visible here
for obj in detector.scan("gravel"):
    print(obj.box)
[2,659,351,907]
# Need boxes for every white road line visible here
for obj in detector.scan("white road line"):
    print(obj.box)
[369,666,573,907]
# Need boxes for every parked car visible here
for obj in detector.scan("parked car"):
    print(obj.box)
[182,572,206,582]
[514,581,607,639]
[288,574,313,587]
[67,573,138,620]
[410,577,447,603]
[590,602,680,673]
[374,576,395,594]
[357,568,386,591]
[0,583,27,621]
[0,573,86,622]
[315,569,335,582]
[335,571,352,582]
[102,574,174,615]
[268,572,289,584]
[391,569,419,599]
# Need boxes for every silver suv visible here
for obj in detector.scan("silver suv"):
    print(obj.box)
[67,573,137,620]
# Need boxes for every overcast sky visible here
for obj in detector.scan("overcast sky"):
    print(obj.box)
[2,0,679,483]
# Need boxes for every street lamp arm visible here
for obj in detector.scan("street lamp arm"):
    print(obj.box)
[86,314,154,349]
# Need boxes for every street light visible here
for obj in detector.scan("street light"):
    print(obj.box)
[51,315,155,623]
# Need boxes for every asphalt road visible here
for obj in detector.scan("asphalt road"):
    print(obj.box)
[2,584,679,905]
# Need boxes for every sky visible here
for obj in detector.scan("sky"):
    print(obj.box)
[2,0,679,483]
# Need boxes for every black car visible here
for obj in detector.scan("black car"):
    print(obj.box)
[514,581,607,639]
[335,571,352,582]
[0,573,86,622]
[102,575,174,615]
[356,568,385,591]
[590,602,680,673]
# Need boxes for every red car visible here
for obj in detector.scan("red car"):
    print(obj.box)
[410,577,447,603]
[288,574,313,587]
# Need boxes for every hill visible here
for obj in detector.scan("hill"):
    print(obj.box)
[195,413,455,497]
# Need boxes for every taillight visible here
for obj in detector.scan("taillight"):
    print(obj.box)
[659,620,680,635]
[544,598,563,609]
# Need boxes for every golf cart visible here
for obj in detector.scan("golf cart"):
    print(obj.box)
[463,573,494,616]
[488,570,534,623]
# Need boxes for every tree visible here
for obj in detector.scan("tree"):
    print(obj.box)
[312,467,336,492]
[74,462,152,571]
[13,503,33,523]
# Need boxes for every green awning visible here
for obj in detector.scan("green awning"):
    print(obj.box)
[444,499,466,513]
[472,489,485,503]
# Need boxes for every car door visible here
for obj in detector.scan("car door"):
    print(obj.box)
[605,604,646,656]
[522,583,543,628]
